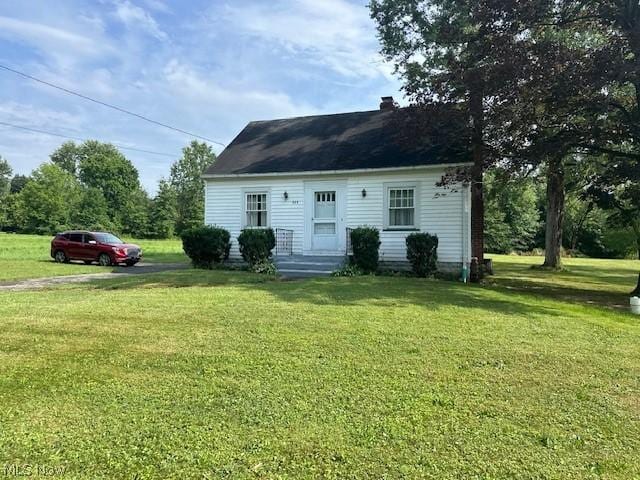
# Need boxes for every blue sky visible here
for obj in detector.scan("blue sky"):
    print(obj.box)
[0,0,402,192]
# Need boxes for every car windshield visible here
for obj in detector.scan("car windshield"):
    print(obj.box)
[94,233,124,244]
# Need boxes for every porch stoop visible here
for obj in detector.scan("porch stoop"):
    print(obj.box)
[274,255,345,278]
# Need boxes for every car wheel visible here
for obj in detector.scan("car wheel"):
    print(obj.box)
[98,253,112,267]
[54,250,67,263]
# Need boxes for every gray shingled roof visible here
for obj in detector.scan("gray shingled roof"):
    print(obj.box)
[204,108,470,176]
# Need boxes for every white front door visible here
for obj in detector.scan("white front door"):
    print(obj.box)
[304,181,346,254]
[313,190,338,251]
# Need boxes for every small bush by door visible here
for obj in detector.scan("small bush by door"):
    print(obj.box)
[350,227,381,273]
[237,228,276,266]
[181,226,231,268]
[406,232,438,277]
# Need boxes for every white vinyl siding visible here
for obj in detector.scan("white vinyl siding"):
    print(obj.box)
[206,179,304,258]
[205,167,470,264]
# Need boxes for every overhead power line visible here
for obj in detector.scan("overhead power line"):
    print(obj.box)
[0,120,176,158]
[0,63,226,148]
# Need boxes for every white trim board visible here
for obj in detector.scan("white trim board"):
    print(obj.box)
[203,163,473,180]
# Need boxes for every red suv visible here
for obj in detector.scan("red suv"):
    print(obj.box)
[51,231,142,267]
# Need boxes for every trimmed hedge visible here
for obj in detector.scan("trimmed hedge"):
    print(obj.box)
[181,225,231,269]
[237,228,276,266]
[406,232,438,277]
[350,227,381,273]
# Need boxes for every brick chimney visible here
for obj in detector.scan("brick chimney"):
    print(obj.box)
[379,96,396,110]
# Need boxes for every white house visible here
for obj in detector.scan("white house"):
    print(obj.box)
[203,97,472,274]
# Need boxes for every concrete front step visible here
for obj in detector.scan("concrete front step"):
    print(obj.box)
[278,269,333,278]
[275,255,345,262]
[274,255,345,278]
[276,261,343,270]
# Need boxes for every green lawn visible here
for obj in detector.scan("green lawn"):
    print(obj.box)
[0,254,639,478]
[488,254,640,309]
[0,233,187,281]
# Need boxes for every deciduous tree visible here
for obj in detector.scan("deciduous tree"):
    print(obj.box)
[369,0,546,275]
[0,156,12,229]
[170,140,216,235]
[0,156,11,197]
[484,170,540,254]
[50,140,149,235]
[587,159,640,294]
[71,187,114,232]
[148,179,177,239]
[15,164,81,234]
[50,141,81,176]
[10,174,29,194]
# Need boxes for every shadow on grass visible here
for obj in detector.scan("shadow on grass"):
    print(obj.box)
[82,268,571,320]
[488,259,638,310]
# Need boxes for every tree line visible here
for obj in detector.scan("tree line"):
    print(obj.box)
[370,0,640,292]
[484,168,636,258]
[0,140,215,239]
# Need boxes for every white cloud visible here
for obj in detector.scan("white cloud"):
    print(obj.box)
[0,16,102,56]
[220,0,386,79]
[0,102,84,131]
[162,59,317,120]
[0,102,86,172]
[142,0,171,13]
[114,0,168,41]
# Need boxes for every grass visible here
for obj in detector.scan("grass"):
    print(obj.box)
[0,233,187,282]
[0,253,639,478]
[488,254,639,310]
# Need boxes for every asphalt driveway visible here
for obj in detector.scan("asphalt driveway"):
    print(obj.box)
[0,262,189,291]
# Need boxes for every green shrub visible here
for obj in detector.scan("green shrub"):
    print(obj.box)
[350,227,380,273]
[181,225,231,268]
[250,259,278,275]
[331,264,363,277]
[406,232,438,277]
[237,228,276,266]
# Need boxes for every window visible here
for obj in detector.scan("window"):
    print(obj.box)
[245,192,268,227]
[314,191,336,219]
[94,233,124,244]
[386,186,416,228]
[68,233,83,243]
